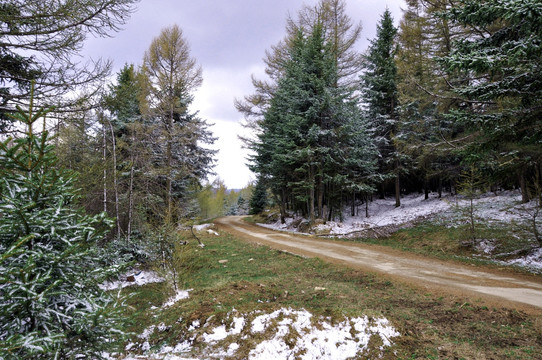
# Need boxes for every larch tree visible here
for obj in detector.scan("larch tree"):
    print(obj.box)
[142,24,216,222]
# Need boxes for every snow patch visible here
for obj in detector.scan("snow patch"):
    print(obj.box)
[99,270,164,291]
[121,308,399,359]
[163,289,192,308]
[506,248,542,271]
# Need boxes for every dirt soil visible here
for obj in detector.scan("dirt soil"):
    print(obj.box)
[215,216,542,314]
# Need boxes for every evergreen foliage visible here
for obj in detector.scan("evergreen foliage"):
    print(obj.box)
[249,177,268,215]
[442,0,542,202]
[250,23,377,222]
[361,9,402,206]
[0,88,125,359]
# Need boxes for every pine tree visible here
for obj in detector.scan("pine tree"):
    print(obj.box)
[0,87,125,359]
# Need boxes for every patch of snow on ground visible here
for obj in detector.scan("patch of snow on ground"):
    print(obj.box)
[506,248,542,271]
[260,193,453,235]
[248,308,399,360]
[163,289,192,308]
[193,223,213,231]
[121,308,399,359]
[99,270,164,291]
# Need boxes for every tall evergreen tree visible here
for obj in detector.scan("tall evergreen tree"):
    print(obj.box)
[251,23,377,222]
[236,0,364,145]
[361,9,401,206]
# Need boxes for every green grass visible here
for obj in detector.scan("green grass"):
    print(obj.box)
[117,230,542,359]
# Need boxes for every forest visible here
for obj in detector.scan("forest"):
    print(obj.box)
[1,0,541,358]
[241,0,542,224]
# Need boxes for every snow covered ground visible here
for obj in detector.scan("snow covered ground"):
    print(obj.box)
[258,190,542,272]
[116,308,400,360]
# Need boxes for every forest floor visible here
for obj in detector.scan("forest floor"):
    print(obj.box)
[108,213,542,360]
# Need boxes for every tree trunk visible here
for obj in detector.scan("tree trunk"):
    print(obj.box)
[520,170,529,203]
[365,193,369,218]
[107,119,121,238]
[127,158,135,242]
[102,118,107,214]
[317,177,324,219]
[351,191,355,217]
[395,173,400,208]
[166,110,173,222]
[424,178,429,200]
[309,168,315,223]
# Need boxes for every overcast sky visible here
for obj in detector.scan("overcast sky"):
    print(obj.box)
[83,0,406,189]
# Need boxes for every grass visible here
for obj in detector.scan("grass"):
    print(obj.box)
[116,229,542,359]
[352,219,541,273]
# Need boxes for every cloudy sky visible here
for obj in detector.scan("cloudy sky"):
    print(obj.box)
[83,0,406,189]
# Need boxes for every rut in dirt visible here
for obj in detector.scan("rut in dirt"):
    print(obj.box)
[215,216,542,312]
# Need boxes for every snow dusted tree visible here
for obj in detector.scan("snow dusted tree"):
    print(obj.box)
[0,87,125,359]
[250,23,377,222]
[142,25,216,222]
[361,9,402,206]
[249,176,268,215]
[442,0,542,203]
[235,0,364,144]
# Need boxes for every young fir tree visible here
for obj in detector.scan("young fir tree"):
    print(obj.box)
[0,90,125,359]
[361,9,402,207]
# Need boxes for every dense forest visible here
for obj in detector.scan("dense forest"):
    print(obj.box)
[241,0,542,223]
[1,0,541,358]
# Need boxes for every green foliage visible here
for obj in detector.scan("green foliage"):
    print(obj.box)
[0,0,138,132]
[442,0,542,196]
[250,22,377,220]
[0,89,126,359]
[249,177,268,215]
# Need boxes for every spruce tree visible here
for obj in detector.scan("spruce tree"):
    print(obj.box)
[442,0,542,202]
[361,9,402,206]
[251,23,377,222]
[0,88,125,359]
[249,177,268,215]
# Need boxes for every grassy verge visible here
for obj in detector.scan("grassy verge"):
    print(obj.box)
[353,220,540,274]
[118,230,542,359]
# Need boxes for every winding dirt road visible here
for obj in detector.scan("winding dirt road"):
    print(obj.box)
[215,216,542,313]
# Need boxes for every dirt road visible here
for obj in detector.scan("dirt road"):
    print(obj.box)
[215,216,542,313]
